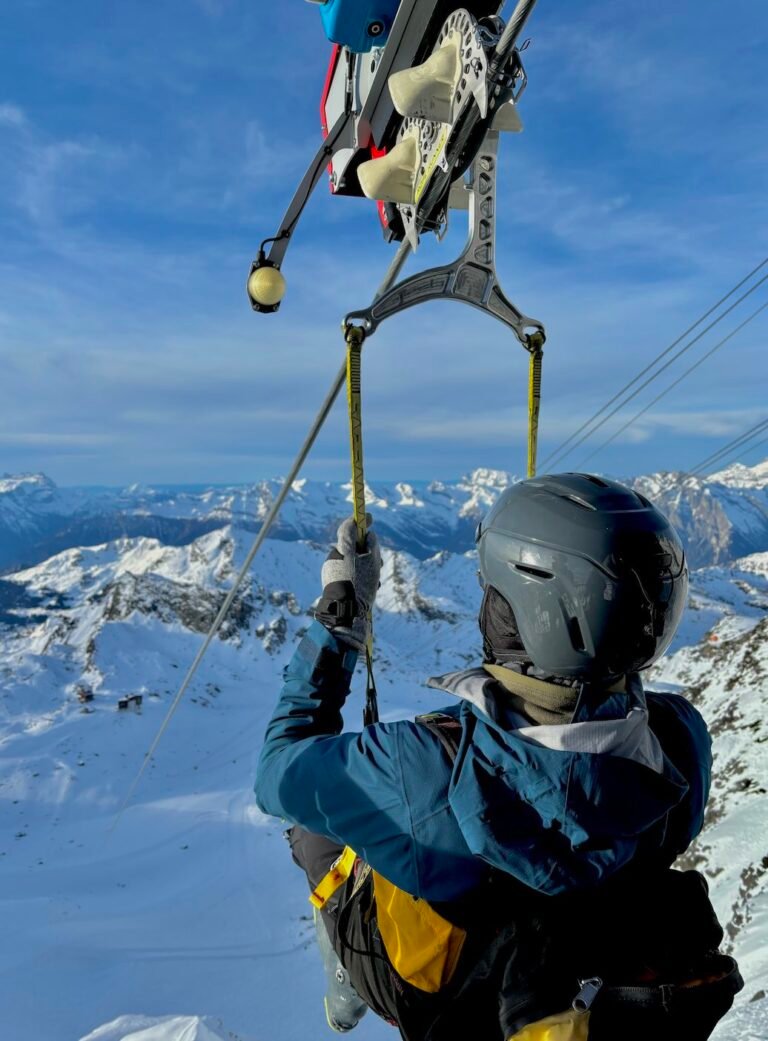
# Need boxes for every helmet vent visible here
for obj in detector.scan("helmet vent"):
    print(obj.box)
[566,473,608,488]
[568,617,586,652]
[514,563,554,580]
[560,494,596,511]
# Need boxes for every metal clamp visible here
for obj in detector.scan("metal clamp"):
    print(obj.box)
[343,131,545,350]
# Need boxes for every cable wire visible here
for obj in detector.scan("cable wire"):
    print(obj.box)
[696,435,768,478]
[110,240,412,832]
[689,417,768,476]
[691,418,768,474]
[722,435,768,468]
[578,299,768,466]
[540,257,768,470]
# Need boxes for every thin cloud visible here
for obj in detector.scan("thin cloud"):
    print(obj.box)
[190,0,231,15]
[0,103,26,127]
[0,432,119,448]
[0,109,128,231]
[368,407,766,447]
[0,2,766,484]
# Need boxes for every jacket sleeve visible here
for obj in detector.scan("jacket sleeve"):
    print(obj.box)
[254,620,414,867]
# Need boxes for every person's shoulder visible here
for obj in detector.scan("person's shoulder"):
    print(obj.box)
[645,688,706,723]
[414,703,463,723]
[645,689,711,755]
[370,709,463,769]
[377,706,462,743]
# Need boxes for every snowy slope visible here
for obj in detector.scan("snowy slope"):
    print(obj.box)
[0,531,480,1041]
[650,593,768,995]
[79,1017,238,1041]
[1,504,767,1038]
[3,459,768,572]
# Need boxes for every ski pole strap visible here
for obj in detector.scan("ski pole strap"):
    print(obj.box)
[343,324,379,726]
[526,335,544,478]
[345,325,367,545]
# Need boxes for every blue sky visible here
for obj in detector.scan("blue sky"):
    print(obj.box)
[0,0,766,486]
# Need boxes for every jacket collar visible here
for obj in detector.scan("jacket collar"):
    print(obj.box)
[427,668,663,774]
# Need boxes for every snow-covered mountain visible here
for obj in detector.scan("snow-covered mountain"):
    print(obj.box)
[0,469,509,573]
[1,465,767,1041]
[633,461,768,568]
[3,460,768,573]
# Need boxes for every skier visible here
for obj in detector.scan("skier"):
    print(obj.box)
[254,473,742,1040]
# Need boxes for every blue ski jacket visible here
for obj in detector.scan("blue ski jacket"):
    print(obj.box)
[254,621,711,903]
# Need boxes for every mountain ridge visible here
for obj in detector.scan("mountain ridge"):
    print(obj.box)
[2,460,768,573]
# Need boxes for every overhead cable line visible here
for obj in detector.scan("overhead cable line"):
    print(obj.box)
[578,299,768,466]
[719,435,768,469]
[696,435,768,478]
[540,257,768,470]
[688,417,768,476]
[690,417,768,475]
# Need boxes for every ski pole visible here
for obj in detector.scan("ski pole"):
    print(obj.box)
[112,239,412,829]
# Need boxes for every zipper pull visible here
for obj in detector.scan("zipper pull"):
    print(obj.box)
[572,977,603,1013]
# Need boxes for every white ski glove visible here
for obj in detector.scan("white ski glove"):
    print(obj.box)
[315,516,382,652]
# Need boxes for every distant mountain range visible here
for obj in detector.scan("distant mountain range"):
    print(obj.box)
[2,459,767,573]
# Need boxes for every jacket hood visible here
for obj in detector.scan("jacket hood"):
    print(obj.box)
[426,669,690,894]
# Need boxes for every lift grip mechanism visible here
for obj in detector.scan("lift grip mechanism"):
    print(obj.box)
[344,131,546,479]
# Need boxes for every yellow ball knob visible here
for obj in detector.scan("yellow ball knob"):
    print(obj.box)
[248,265,287,308]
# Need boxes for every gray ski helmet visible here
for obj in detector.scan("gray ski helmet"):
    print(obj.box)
[476,474,688,679]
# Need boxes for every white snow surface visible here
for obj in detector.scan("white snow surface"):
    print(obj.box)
[79,1016,235,1041]
[1,530,473,1041]
[709,459,768,489]
[0,473,767,1040]
[713,997,768,1041]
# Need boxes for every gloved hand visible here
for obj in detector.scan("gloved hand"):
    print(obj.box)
[315,516,382,652]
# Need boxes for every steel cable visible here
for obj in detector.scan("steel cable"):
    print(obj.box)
[578,299,768,466]
[689,417,768,476]
[696,435,768,477]
[540,257,768,470]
